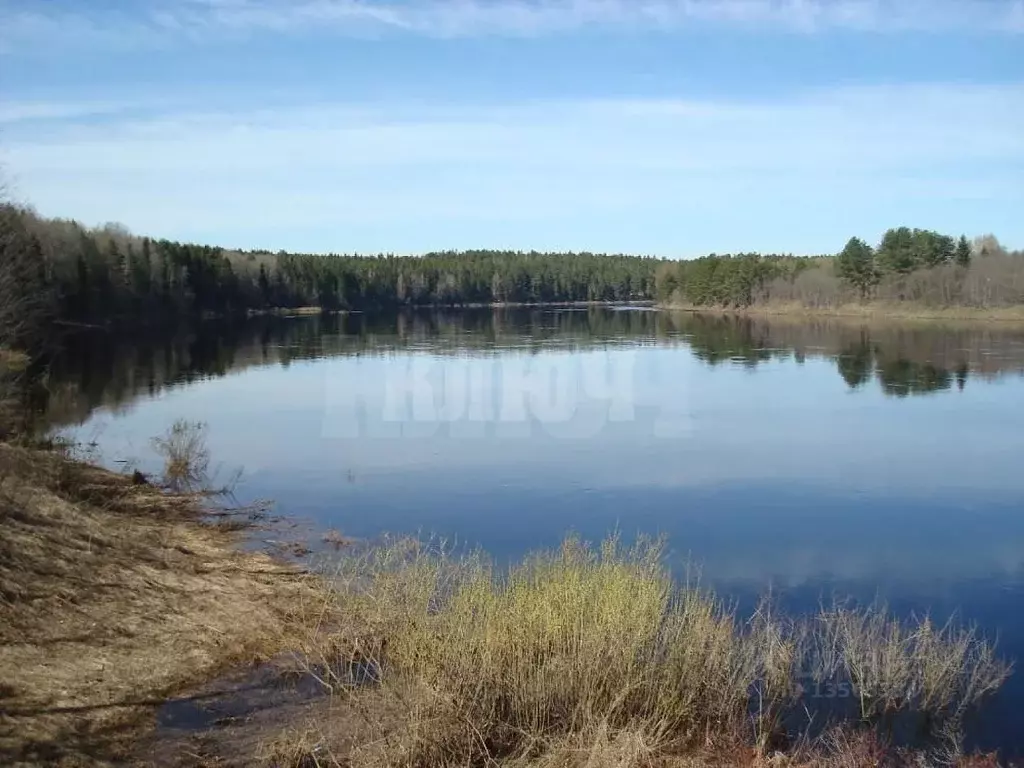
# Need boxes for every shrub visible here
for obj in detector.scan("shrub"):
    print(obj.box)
[303,535,1010,765]
[151,419,211,492]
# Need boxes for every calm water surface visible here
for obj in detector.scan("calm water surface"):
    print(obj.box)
[50,309,1024,752]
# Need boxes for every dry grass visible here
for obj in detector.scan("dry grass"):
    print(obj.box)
[281,535,1011,768]
[151,419,212,492]
[0,349,31,440]
[661,302,1024,323]
[0,441,322,767]
[812,605,1011,722]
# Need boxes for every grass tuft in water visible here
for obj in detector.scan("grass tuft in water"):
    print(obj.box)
[293,534,1011,766]
[151,418,211,492]
[812,602,1011,724]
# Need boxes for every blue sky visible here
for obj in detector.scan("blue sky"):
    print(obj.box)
[1,0,1023,256]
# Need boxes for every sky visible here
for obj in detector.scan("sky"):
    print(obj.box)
[1,0,1023,256]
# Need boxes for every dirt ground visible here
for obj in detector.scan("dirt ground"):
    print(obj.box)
[0,442,323,767]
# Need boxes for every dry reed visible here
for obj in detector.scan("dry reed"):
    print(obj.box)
[292,534,1011,767]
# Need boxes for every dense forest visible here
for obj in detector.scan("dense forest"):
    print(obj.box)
[0,205,658,348]
[655,228,1024,310]
[2,203,1023,358]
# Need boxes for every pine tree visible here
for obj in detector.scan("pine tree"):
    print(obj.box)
[955,235,971,268]
[876,227,917,274]
[836,237,877,299]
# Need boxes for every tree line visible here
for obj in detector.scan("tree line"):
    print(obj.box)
[3,202,1023,355]
[835,228,972,298]
[655,253,816,308]
[656,228,1022,310]
[0,206,660,346]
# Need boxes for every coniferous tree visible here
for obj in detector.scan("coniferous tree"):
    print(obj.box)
[877,227,918,274]
[955,235,972,268]
[836,237,877,299]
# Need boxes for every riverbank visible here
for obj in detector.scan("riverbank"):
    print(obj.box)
[246,300,654,316]
[0,441,321,766]
[0,441,1013,767]
[660,301,1024,322]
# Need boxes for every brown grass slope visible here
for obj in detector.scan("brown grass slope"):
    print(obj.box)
[0,443,315,767]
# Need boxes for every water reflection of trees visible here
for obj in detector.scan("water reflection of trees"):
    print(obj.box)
[835,340,956,396]
[664,312,1024,398]
[35,309,1024,430]
[40,309,665,429]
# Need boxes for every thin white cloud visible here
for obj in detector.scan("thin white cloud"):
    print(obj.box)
[3,83,1022,252]
[0,101,144,124]
[10,84,1024,170]
[138,0,1024,35]
[1,0,1022,52]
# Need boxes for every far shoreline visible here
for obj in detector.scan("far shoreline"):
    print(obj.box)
[658,301,1024,324]
[244,299,656,318]
[247,300,1024,323]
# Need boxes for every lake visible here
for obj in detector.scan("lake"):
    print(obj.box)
[49,308,1024,753]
